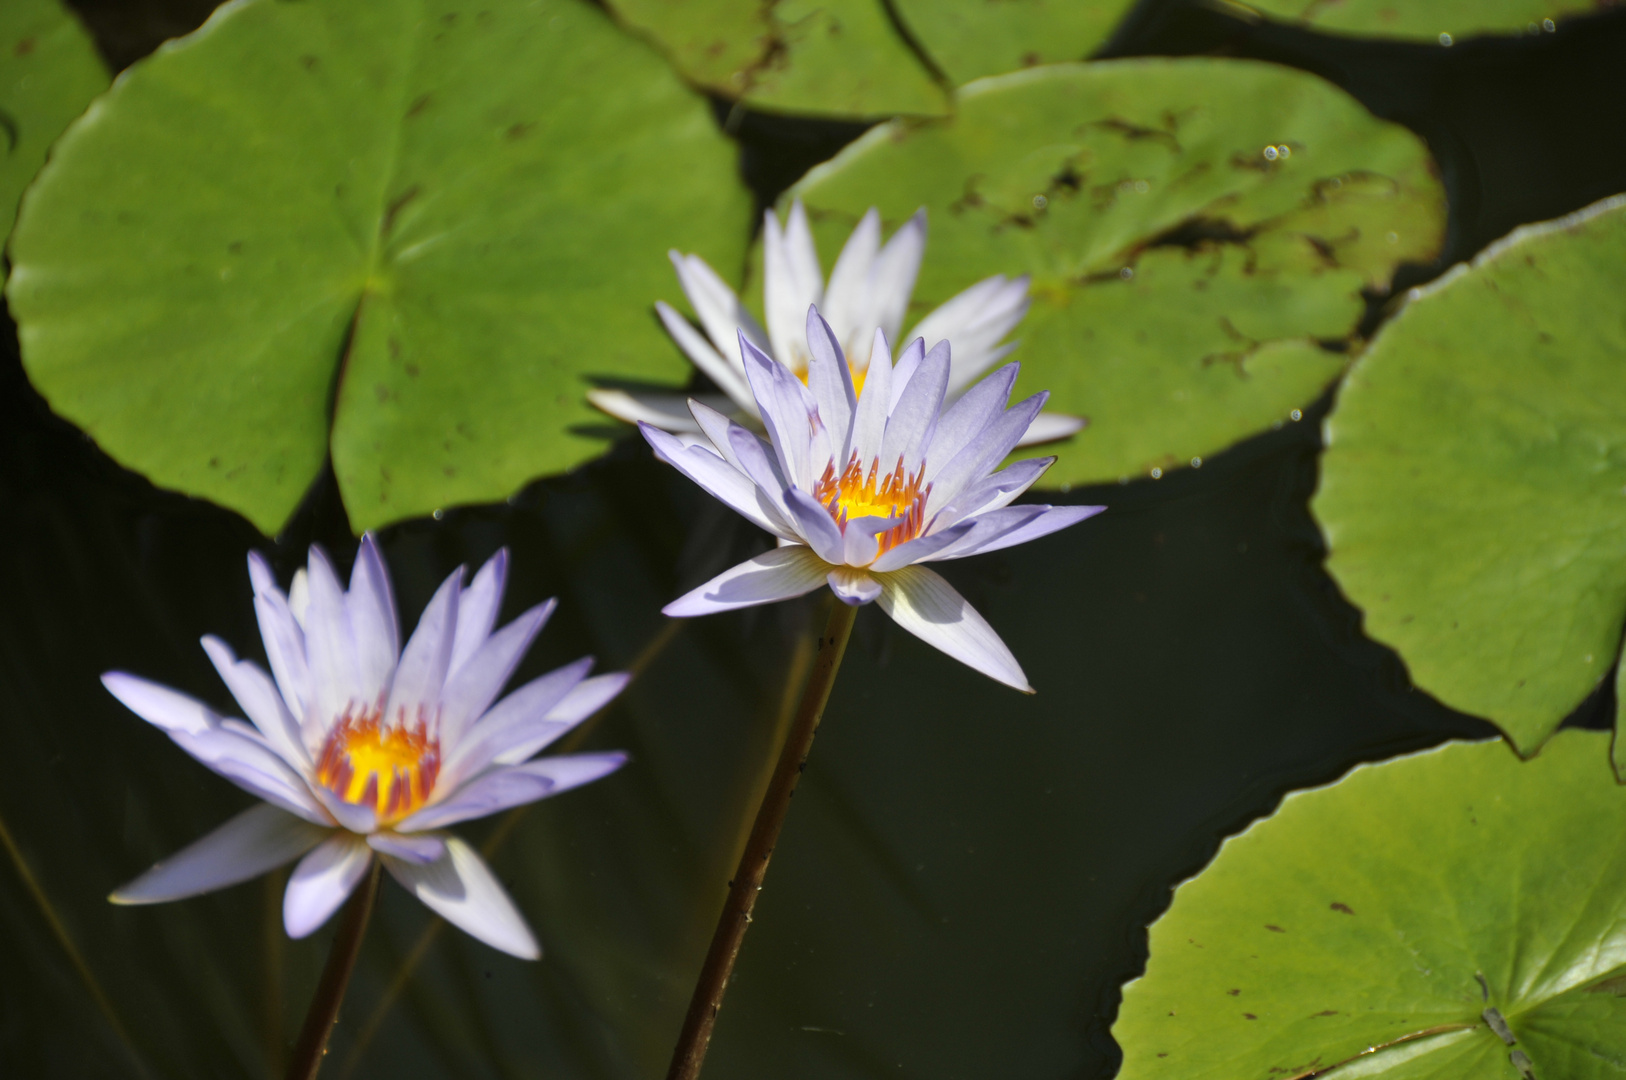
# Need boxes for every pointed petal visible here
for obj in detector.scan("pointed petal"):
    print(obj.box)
[821,208,881,341]
[248,553,311,722]
[654,298,757,411]
[1013,410,1087,447]
[303,546,363,734]
[541,671,630,726]
[876,565,1030,692]
[445,657,595,780]
[871,208,927,347]
[283,834,372,938]
[383,568,461,724]
[167,727,330,824]
[924,363,1017,483]
[382,836,539,959]
[440,599,554,751]
[785,487,846,565]
[764,201,824,368]
[805,306,856,453]
[669,251,768,362]
[887,336,928,412]
[111,804,329,905]
[287,569,310,628]
[909,274,1031,396]
[932,456,1054,531]
[847,328,893,465]
[740,332,821,490]
[931,504,1105,561]
[868,517,979,572]
[881,339,949,472]
[826,566,882,605]
[366,831,446,865]
[399,752,627,832]
[199,637,308,767]
[449,549,508,679]
[641,423,796,539]
[590,387,709,434]
[348,534,400,699]
[102,672,216,735]
[926,391,1048,515]
[664,547,829,617]
[840,512,901,567]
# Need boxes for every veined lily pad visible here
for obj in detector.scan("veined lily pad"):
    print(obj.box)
[0,0,107,244]
[782,59,1445,486]
[6,0,748,535]
[1313,195,1626,758]
[1115,730,1626,1080]
[1232,0,1612,43]
[602,0,949,119]
[891,0,1138,84]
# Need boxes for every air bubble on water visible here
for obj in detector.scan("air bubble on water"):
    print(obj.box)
[1120,266,1134,279]
[1059,482,1072,492]
[1290,409,1303,421]
[1150,467,1163,479]
[1543,18,1555,30]
[1118,476,1130,485]
[1586,654,1595,663]
[1190,457,1203,468]
[1263,146,1279,161]
[1438,32,1453,46]
[1033,194,1048,209]
[1386,231,1400,243]
[1408,287,1423,301]
[1134,179,1150,193]
[432,509,445,520]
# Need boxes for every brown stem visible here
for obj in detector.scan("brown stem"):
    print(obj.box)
[665,600,858,1080]
[284,861,381,1080]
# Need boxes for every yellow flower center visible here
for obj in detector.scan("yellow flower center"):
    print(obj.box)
[315,706,440,824]
[792,357,869,398]
[814,452,930,561]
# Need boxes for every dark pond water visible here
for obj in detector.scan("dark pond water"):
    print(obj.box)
[4,1,1626,1077]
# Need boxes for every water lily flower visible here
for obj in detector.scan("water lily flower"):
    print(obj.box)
[590,200,1084,447]
[104,538,629,959]
[640,307,1104,692]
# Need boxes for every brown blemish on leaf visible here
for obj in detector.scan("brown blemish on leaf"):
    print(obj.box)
[1265,924,1286,933]
[382,185,421,237]
[407,94,432,118]
[1330,902,1355,915]
[506,121,535,141]
[299,55,319,70]
[1312,1009,1338,1017]
[1227,989,1241,996]
[1244,1013,1258,1020]
[14,37,36,56]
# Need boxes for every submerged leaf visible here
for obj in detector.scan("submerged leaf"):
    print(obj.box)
[1116,731,1626,1080]
[781,59,1445,486]
[1313,194,1626,757]
[6,0,748,535]
[1233,0,1612,42]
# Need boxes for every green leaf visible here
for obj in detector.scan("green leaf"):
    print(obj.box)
[0,0,107,245]
[1312,195,1626,757]
[783,59,1445,486]
[1115,730,1626,1080]
[1232,0,1612,42]
[603,0,950,119]
[6,0,749,536]
[891,0,1138,84]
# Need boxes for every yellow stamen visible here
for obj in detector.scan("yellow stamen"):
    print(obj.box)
[813,452,930,561]
[792,358,868,399]
[315,706,440,824]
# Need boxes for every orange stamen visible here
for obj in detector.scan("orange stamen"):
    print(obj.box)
[314,704,441,825]
[813,451,930,562]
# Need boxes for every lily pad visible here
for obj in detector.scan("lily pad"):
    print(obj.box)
[0,0,107,245]
[1312,195,1626,758]
[1115,730,1626,1080]
[891,0,1138,84]
[1232,0,1612,43]
[6,0,748,536]
[602,0,949,119]
[783,59,1445,486]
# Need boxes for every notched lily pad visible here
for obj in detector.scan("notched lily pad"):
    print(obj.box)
[784,59,1445,486]
[1116,731,1626,1080]
[1232,0,1613,43]
[603,0,949,119]
[0,0,107,244]
[1313,194,1626,759]
[891,0,1139,84]
[6,0,749,535]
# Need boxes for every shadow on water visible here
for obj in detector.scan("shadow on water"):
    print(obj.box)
[4,1,1626,1077]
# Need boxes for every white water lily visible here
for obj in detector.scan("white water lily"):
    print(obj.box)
[641,307,1103,692]
[590,200,1085,447]
[104,538,629,959]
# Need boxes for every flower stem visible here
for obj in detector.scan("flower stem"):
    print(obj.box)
[284,861,381,1080]
[665,599,858,1080]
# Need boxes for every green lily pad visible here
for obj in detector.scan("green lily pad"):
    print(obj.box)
[1232,0,1612,43]
[0,0,107,245]
[891,0,1138,84]
[1312,195,1626,758]
[603,0,949,119]
[6,0,748,536]
[783,59,1445,486]
[1115,730,1626,1080]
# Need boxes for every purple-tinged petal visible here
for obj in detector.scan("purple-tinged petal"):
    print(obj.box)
[382,568,461,724]
[102,672,217,735]
[868,517,978,572]
[663,547,829,617]
[881,340,949,472]
[303,546,364,735]
[827,566,882,605]
[932,457,1053,528]
[669,250,769,360]
[930,504,1105,561]
[641,424,796,540]
[923,363,1018,482]
[763,200,825,368]
[399,752,627,833]
[287,569,310,627]
[1013,410,1085,447]
[366,831,446,865]
[840,513,901,567]
[444,657,595,782]
[821,208,881,341]
[248,561,311,726]
[167,727,330,824]
[312,786,376,834]
[887,337,927,412]
[439,599,554,751]
[110,804,330,905]
[725,416,790,497]
[740,332,821,489]
[450,549,509,679]
[805,307,857,453]
[283,834,372,938]
[654,296,757,410]
[541,671,630,726]
[348,534,400,700]
[875,565,1031,692]
[381,836,539,959]
[199,637,308,767]
[846,328,894,465]
[911,274,1031,396]
[785,488,846,565]
[926,391,1048,515]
